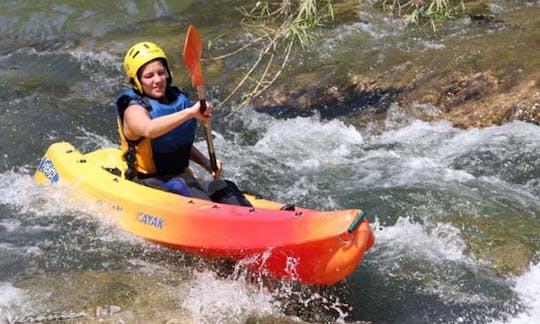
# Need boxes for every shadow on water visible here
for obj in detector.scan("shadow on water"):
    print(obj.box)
[255,86,403,120]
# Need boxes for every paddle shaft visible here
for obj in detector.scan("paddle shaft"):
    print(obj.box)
[196,85,217,172]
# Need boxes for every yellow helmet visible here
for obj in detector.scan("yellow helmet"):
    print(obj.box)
[123,42,172,93]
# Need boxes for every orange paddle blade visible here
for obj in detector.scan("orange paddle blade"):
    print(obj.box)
[183,25,203,86]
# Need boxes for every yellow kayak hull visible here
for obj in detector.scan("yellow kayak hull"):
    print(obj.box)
[35,142,375,285]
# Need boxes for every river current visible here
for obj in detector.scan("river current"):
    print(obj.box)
[1,1,539,323]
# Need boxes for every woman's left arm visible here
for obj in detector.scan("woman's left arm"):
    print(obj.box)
[190,146,223,179]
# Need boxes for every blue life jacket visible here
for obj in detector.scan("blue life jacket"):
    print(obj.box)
[116,86,197,176]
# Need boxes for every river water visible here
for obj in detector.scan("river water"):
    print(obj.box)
[1,1,539,323]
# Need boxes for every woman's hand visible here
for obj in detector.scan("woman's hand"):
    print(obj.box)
[189,100,213,122]
[190,101,219,178]
[211,159,223,179]
[189,146,222,179]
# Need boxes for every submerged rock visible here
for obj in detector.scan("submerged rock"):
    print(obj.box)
[449,214,540,277]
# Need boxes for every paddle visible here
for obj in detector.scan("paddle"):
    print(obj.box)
[183,24,218,172]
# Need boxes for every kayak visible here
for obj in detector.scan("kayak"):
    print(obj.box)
[34,142,375,285]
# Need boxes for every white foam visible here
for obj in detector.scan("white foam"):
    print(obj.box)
[0,169,140,251]
[441,121,540,155]
[253,115,363,170]
[0,171,51,215]
[0,219,21,232]
[0,282,24,303]
[359,119,540,204]
[68,50,121,72]
[180,271,280,323]
[374,217,467,263]
[0,170,88,218]
[502,262,540,324]
[76,127,118,151]
[0,282,26,317]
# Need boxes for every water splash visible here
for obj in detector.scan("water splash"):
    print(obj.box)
[502,262,540,324]
[179,271,280,323]
[0,282,26,318]
[374,216,468,263]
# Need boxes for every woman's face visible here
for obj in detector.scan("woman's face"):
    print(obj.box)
[139,59,167,98]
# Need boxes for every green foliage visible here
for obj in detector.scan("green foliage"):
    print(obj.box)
[382,0,466,30]
[238,0,333,48]
[219,0,334,110]
[290,0,334,47]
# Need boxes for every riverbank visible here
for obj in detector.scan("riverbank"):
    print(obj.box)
[249,1,540,130]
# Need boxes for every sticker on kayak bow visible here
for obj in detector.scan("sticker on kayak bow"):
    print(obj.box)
[37,158,59,183]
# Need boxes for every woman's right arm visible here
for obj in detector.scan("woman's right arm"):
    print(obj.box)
[123,100,211,140]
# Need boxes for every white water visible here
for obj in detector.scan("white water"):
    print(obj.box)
[1,110,539,322]
[505,262,540,324]
[224,110,540,322]
[180,271,280,323]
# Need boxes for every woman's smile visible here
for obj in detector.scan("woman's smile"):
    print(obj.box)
[140,60,168,99]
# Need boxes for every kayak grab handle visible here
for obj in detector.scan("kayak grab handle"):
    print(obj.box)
[338,211,366,246]
[347,211,366,233]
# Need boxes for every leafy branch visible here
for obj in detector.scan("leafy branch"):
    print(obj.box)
[214,0,334,112]
[382,0,466,30]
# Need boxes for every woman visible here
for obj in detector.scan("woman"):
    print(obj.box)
[116,41,251,206]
